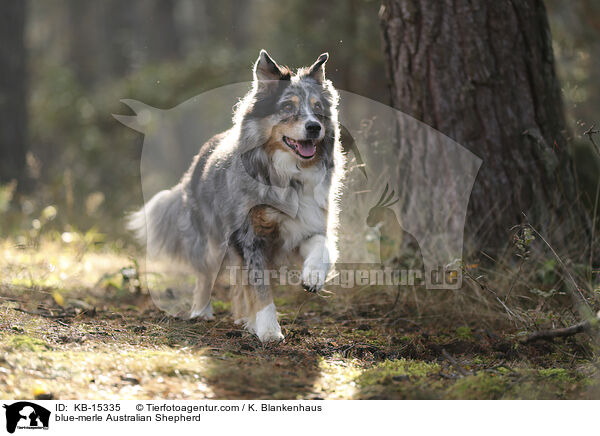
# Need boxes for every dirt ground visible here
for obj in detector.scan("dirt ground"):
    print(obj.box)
[1,239,599,400]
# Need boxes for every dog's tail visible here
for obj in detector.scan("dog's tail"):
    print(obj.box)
[127,186,185,260]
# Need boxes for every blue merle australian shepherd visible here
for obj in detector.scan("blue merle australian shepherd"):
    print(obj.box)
[129,50,345,343]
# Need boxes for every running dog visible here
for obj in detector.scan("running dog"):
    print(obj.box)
[129,50,344,342]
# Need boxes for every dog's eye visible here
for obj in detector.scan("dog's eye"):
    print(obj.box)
[314,101,323,112]
[281,102,295,113]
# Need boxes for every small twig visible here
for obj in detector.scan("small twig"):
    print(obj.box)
[441,349,469,377]
[584,123,600,154]
[522,312,600,343]
[522,321,588,343]
[287,291,322,331]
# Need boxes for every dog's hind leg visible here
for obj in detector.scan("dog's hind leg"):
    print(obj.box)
[189,272,214,320]
[189,237,227,320]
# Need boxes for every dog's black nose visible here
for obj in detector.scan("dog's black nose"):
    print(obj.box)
[305,121,321,136]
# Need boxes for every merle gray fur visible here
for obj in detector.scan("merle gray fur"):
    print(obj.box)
[128,50,344,342]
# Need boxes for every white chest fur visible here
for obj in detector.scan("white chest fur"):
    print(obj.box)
[271,150,329,252]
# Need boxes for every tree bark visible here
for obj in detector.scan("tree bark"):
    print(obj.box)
[379,0,588,250]
[0,0,27,187]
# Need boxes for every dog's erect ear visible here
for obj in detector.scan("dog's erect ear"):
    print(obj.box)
[307,53,329,84]
[254,49,286,82]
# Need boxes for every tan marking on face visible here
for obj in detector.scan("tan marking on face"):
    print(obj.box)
[264,120,305,156]
[264,124,289,156]
[309,97,318,107]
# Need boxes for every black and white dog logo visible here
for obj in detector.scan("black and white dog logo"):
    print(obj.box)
[2,402,50,433]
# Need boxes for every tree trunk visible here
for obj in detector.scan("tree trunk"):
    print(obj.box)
[379,0,588,250]
[142,0,181,61]
[0,0,27,187]
[67,0,136,86]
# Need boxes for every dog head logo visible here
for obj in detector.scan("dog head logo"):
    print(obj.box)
[3,402,50,433]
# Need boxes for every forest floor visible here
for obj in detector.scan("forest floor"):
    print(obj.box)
[1,238,599,400]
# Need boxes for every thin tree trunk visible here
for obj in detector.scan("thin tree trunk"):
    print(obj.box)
[67,0,136,86]
[143,0,181,61]
[379,0,588,250]
[0,0,27,187]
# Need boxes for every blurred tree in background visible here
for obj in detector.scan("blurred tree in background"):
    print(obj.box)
[0,1,27,187]
[1,0,385,239]
[547,0,600,133]
[546,0,600,211]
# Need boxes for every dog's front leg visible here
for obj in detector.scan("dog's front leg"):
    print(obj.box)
[243,242,284,343]
[300,234,330,293]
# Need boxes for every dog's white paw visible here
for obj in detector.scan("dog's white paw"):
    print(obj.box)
[301,262,328,293]
[258,328,284,343]
[254,303,284,343]
[243,317,257,334]
[189,302,214,320]
[300,235,329,293]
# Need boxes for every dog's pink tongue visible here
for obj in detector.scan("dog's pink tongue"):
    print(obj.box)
[297,141,316,157]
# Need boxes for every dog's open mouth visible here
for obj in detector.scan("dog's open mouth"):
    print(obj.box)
[283,136,317,159]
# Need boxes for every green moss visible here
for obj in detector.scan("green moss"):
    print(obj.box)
[521,368,583,398]
[358,359,440,386]
[3,334,52,352]
[472,356,485,365]
[350,329,378,339]
[211,299,231,313]
[538,368,574,383]
[455,326,474,341]
[448,373,509,399]
[447,368,585,400]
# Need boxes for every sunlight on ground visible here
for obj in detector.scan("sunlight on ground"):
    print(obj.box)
[313,357,361,399]
[1,238,134,292]
[0,344,215,400]
[0,239,599,399]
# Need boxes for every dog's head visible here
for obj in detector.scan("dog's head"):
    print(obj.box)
[241,50,338,165]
